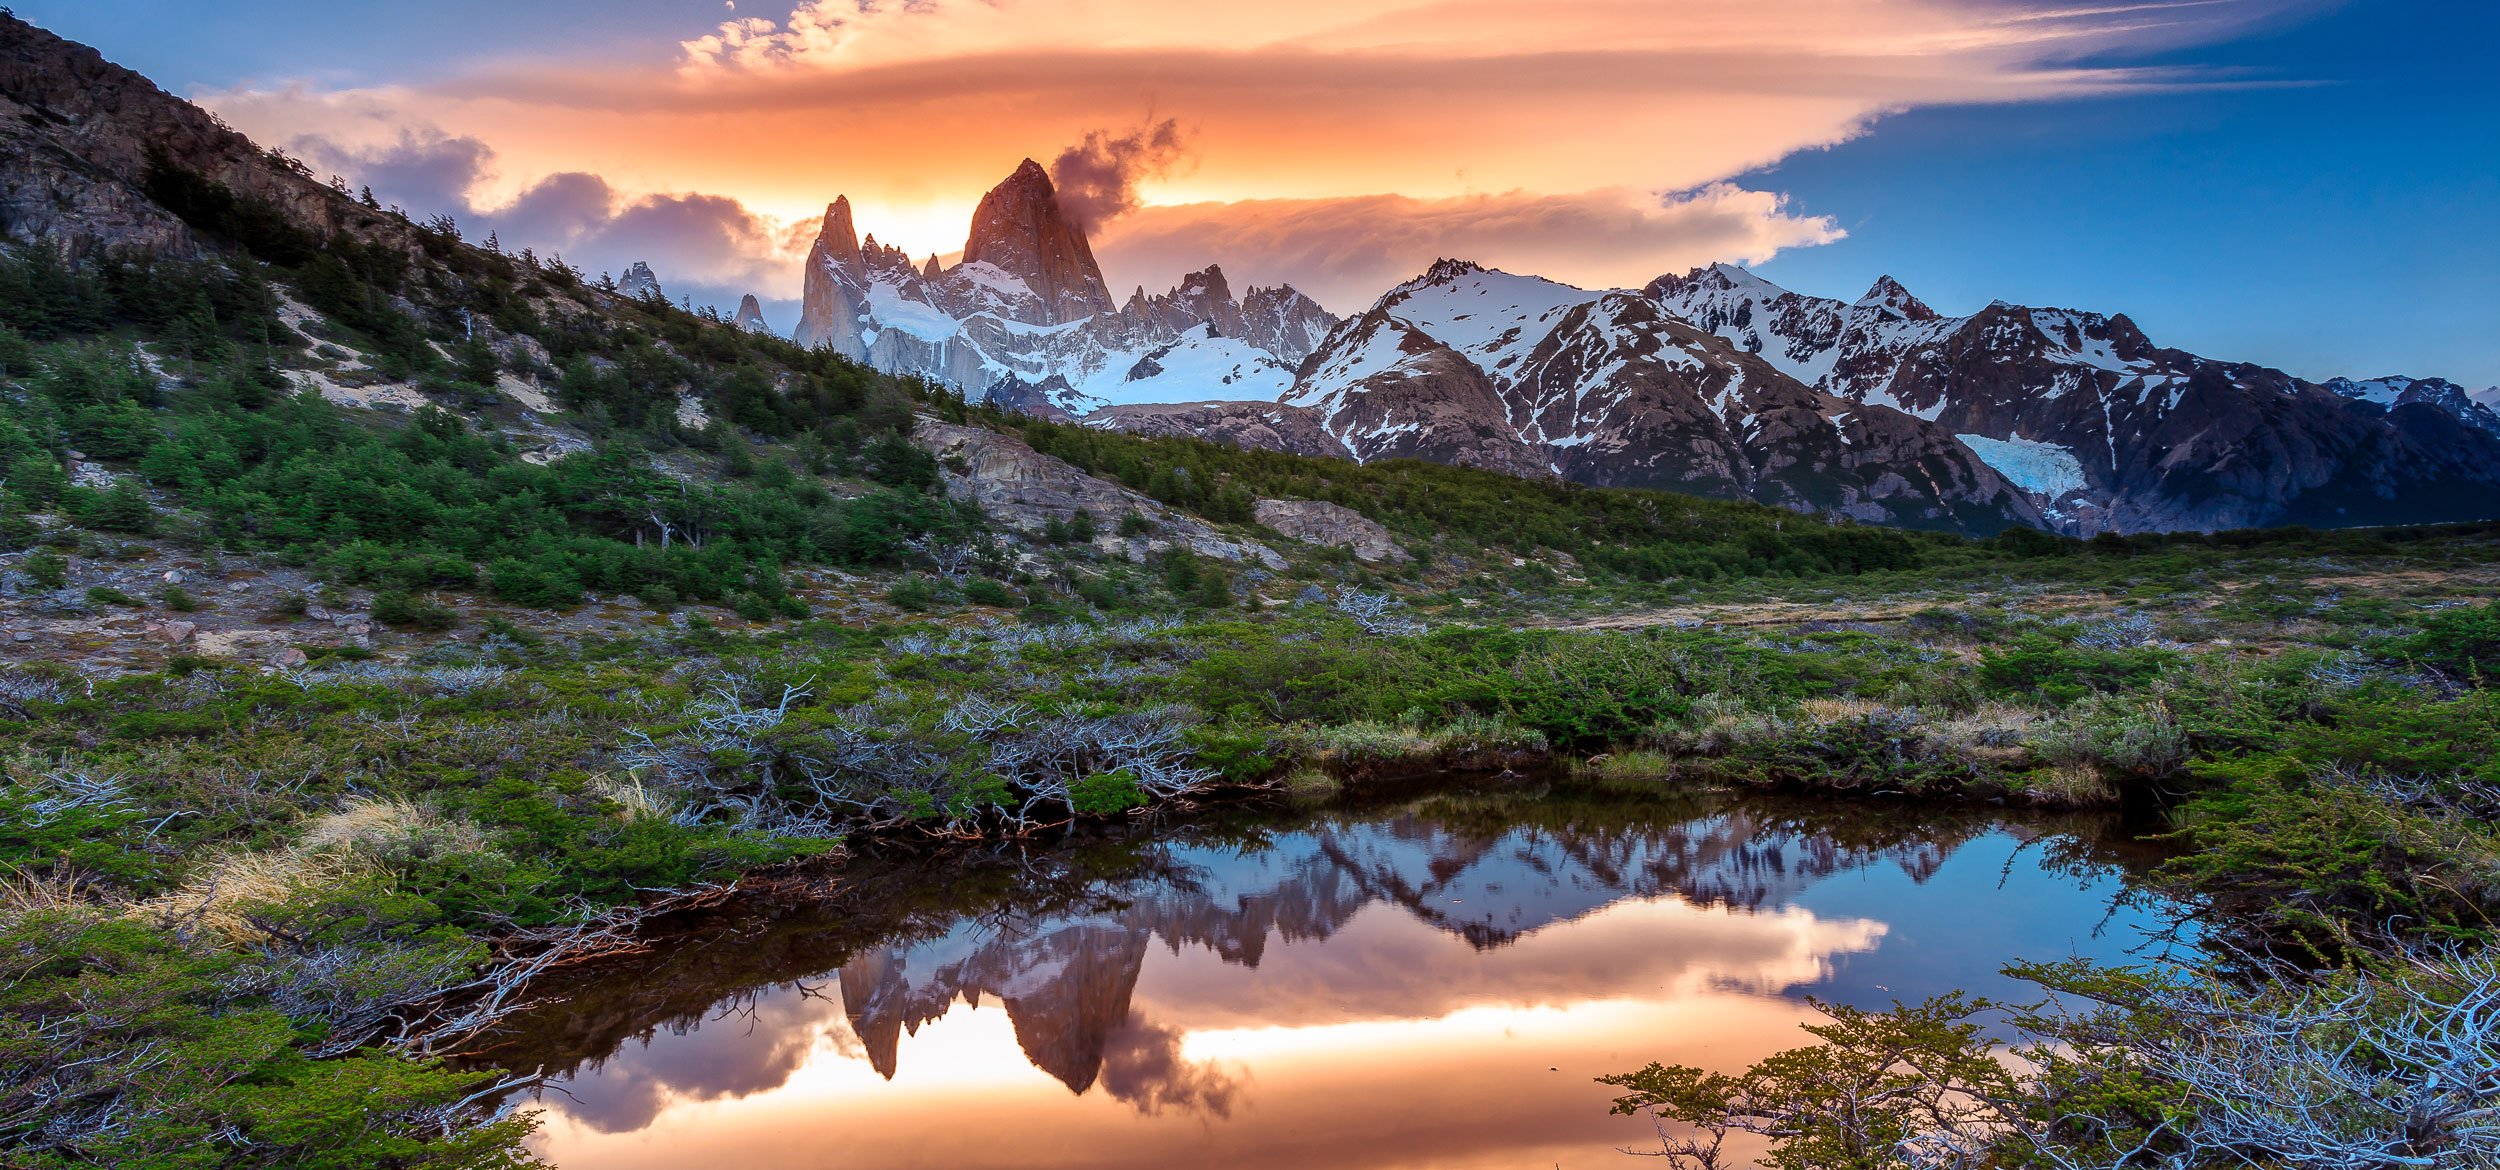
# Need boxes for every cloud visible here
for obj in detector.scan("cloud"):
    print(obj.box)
[287,131,806,316]
[1093,184,1845,311]
[290,130,495,217]
[1049,119,1190,234]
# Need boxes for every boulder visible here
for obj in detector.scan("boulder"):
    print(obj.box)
[1253,499,1412,563]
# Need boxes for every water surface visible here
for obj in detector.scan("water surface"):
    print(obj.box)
[486,785,2173,1170]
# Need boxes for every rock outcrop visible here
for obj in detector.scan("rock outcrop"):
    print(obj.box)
[910,420,1284,569]
[1252,498,1410,562]
[732,294,770,335]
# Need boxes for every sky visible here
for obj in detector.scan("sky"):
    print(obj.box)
[19,0,2496,385]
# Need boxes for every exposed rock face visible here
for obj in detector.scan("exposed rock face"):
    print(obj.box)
[960,159,1115,326]
[0,15,431,260]
[1240,284,1339,366]
[792,198,869,354]
[732,294,770,335]
[910,420,1285,569]
[615,260,662,300]
[1648,263,2500,533]
[1085,400,1351,459]
[1252,498,1410,562]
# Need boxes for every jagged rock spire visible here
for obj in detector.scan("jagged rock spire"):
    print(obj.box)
[961,158,1115,325]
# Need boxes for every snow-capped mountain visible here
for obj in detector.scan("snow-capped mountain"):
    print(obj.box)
[777,164,2498,537]
[1645,264,2500,533]
[788,162,1338,418]
[1245,260,2046,530]
[731,294,771,335]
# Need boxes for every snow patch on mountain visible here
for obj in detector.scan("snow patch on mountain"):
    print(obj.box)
[1068,327,1297,409]
[1956,435,2086,499]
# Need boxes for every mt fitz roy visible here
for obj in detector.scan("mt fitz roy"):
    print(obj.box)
[747,159,2500,537]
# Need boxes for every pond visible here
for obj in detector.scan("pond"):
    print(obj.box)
[477,782,2181,1170]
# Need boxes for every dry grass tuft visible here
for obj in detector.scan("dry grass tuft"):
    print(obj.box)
[590,772,678,821]
[2020,761,2120,808]
[134,798,492,943]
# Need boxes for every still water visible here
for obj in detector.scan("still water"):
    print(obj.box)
[484,785,2176,1170]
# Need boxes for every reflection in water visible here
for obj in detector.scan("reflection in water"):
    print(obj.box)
[488,787,2168,1170]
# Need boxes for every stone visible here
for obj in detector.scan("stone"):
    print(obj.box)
[9,630,30,642]
[272,646,307,667]
[1252,498,1413,563]
[161,569,182,583]
[147,620,195,644]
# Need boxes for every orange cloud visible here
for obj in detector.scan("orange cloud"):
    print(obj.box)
[201,0,2326,302]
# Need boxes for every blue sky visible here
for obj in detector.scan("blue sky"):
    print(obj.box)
[19,0,2497,386]
[1746,0,2500,386]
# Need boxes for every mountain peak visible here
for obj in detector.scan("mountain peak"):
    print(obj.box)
[733,294,771,335]
[617,260,662,300]
[1856,275,1937,321]
[815,197,863,273]
[961,159,1114,324]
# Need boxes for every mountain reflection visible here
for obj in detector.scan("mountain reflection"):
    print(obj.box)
[828,807,1948,1093]
[490,789,2157,1169]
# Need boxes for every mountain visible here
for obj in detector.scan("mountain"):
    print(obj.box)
[732,293,770,335]
[1248,260,2043,531]
[1644,264,2500,533]
[614,260,662,300]
[790,167,1340,416]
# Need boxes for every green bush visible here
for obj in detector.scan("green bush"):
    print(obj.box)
[2395,600,2500,679]
[963,577,1021,607]
[886,574,938,612]
[23,551,67,589]
[85,585,137,606]
[158,584,197,612]
[1977,635,2173,704]
[372,591,458,631]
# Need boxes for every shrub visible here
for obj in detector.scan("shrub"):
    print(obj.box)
[84,585,136,606]
[2396,599,2500,679]
[158,584,197,612]
[886,574,938,612]
[23,551,67,589]
[371,591,457,631]
[963,577,1021,608]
